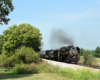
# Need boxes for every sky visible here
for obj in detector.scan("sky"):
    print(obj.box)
[0,0,100,50]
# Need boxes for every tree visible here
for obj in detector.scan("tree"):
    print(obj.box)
[2,23,42,56]
[80,48,84,56]
[94,46,100,57]
[0,35,4,54]
[95,46,100,53]
[0,0,14,25]
[83,50,94,65]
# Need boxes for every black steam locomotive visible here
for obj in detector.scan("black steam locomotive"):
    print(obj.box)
[39,46,80,63]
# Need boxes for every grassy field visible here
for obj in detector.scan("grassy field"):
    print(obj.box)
[60,67,100,80]
[0,63,71,80]
[0,64,100,80]
[0,73,71,80]
[96,58,100,63]
[0,67,100,80]
[0,56,100,80]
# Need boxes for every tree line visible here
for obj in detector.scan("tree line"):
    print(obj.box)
[80,47,100,58]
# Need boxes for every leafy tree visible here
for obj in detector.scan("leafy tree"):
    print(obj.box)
[83,50,94,65]
[0,0,14,25]
[80,48,84,56]
[94,46,100,57]
[0,35,4,54]
[0,46,40,67]
[2,23,42,56]
[95,46,100,53]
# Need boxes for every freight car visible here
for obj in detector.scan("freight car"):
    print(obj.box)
[39,46,80,63]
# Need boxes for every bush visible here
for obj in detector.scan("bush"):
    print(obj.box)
[0,54,16,67]
[0,46,41,68]
[14,46,41,64]
[83,50,94,65]
[11,62,59,74]
[12,63,39,74]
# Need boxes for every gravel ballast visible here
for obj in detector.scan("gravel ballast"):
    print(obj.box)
[42,59,99,72]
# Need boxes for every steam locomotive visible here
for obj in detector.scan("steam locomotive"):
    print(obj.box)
[39,46,80,63]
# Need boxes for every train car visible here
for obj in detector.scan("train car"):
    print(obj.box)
[39,46,80,64]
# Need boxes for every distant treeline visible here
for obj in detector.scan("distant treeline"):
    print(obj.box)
[80,46,100,58]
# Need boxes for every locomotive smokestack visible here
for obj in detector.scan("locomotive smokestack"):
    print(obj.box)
[49,28,74,49]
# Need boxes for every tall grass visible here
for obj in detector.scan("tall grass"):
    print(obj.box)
[2,61,100,80]
[60,68,100,80]
[11,61,59,74]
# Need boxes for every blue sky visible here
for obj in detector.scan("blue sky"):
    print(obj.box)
[0,0,100,50]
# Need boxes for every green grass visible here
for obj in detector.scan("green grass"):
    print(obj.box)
[1,62,100,80]
[60,67,100,80]
[0,73,71,80]
[96,58,100,63]
[0,67,5,73]
[1,56,100,80]
[1,66,100,80]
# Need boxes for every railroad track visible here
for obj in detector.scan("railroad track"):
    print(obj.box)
[42,59,100,72]
[77,63,100,69]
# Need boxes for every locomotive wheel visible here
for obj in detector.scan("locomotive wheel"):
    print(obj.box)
[68,55,71,63]
[49,56,51,60]
[68,60,71,63]
[59,56,63,62]
[74,60,78,64]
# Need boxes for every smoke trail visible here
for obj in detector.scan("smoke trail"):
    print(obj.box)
[49,28,74,49]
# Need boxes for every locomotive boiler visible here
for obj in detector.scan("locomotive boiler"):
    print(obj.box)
[39,46,80,63]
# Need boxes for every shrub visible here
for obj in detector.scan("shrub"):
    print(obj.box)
[12,63,39,74]
[11,62,59,74]
[14,46,40,64]
[0,46,41,68]
[83,50,94,65]
[0,54,16,67]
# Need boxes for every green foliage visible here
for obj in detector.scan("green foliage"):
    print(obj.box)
[83,50,94,65]
[11,62,59,74]
[0,46,41,67]
[95,46,100,53]
[80,48,84,56]
[14,46,41,64]
[0,54,15,67]
[11,63,39,74]
[10,62,100,80]
[2,23,42,56]
[0,35,4,54]
[94,46,100,58]
[0,0,14,25]
[60,68,100,80]
[36,62,59,73]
